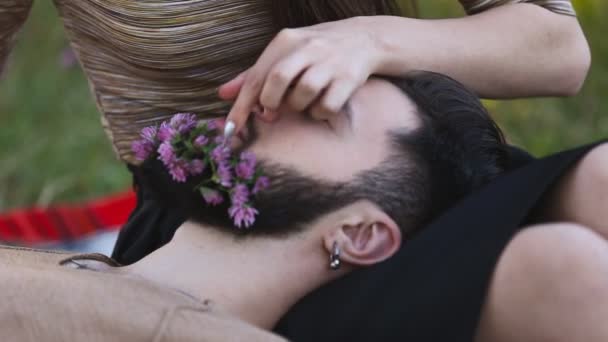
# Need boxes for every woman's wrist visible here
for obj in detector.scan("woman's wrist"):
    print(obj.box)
[360,15,415,76]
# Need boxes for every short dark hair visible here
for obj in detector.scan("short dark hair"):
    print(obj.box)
[381,72,509,234]
[136,71,508,237]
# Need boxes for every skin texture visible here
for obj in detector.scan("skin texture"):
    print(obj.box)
[220,3,590,134]
[476,143,608,342]
[476,223,608,342]
[535,144,608,237]
[119,79,411,329]
[120,76,606,338]
[233,79,420,182]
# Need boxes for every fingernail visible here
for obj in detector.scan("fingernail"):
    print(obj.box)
[221,121,236,150]
[223,121,235,138]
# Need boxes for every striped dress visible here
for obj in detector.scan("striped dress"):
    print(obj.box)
[0,0,576,164]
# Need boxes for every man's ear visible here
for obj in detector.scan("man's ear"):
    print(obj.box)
[323,202,402,267]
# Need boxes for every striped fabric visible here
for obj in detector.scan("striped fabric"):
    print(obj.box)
[54,0,278,164]
[0,191,135,244]
[0,0,33,76]
[459,0,576,16]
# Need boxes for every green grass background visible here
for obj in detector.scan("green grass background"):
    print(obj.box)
[0,1,606,211]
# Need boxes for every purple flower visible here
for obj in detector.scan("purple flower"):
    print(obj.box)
[168,159,189,183]
[235,161,255,180]
[140,126,158,142]
[170,113,198,135]
[239,151,256,165]
[158,122,176,142]
[131,125,158,161]
[252,176,270,194]
[229,205,258,228]
[141,112,269,230]
[187,159,206,176]
[230,183,250,207]
[216,162,233,187]
[194,135,209,147]
[132,140,155,161]
[158,141,177,166]
[206,118,222,131]
[200,187,224,206]
[158,142,188,182]
[235,151,256,180]
[211,145,230,164]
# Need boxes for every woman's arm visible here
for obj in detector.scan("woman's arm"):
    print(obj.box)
[221,1,591,132]
[376,1,591,98]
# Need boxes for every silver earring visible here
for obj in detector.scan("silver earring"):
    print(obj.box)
[330,241,341,270]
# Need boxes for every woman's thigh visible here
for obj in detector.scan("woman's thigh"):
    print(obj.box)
[475,222,608,342]
[536,142,608,236]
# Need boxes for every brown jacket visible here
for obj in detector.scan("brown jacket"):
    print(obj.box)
[0,245,286,342]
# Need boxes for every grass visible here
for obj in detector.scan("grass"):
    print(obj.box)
[0,1,606,210]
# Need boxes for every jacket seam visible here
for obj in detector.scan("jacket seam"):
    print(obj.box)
[0,245,73,255]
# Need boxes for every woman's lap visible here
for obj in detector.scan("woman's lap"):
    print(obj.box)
[275,141,605,341]
[477,222,608,342]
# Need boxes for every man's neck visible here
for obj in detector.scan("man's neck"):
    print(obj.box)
[118,221,336,329]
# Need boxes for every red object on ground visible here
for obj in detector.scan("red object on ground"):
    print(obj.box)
[0,191,136,244]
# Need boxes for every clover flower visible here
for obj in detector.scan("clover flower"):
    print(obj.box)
[231,184,250,207]
[211,145,230,164]
[235,151,256,180]
[252,176,270,194]
[217,162,233,188]
[200,187,224,206]
[158,141,176,166]
[157,122,176,142]
[194,135,209,147]
[206,118,222,131]
[170,113,198,135]
[132,114,268,228]
[229,205,259,229]
[187,159,206,176]
[132,126,158,161]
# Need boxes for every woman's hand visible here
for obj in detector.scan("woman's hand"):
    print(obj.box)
[219,17,384,132]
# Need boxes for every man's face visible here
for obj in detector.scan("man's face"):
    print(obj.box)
[188,79,422,234]
[235,79,421,182]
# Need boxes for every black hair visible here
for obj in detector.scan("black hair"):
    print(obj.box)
[382,72,509,233]
[270,0,402,29]
[136,71,508,237]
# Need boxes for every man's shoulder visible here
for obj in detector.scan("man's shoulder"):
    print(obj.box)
[0,245,189,340]
[0,244,77,267]
[0,245,287,341]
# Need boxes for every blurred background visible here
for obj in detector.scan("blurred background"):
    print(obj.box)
[0,0,606,212]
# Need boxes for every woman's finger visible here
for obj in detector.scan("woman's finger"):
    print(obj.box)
[311,78,360,120]
[259,52,313,112]
[218,70,247,100]
[260,107,280,122]
[225,71,265,133]
[224,30,303,131]
[286,65,332,112]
